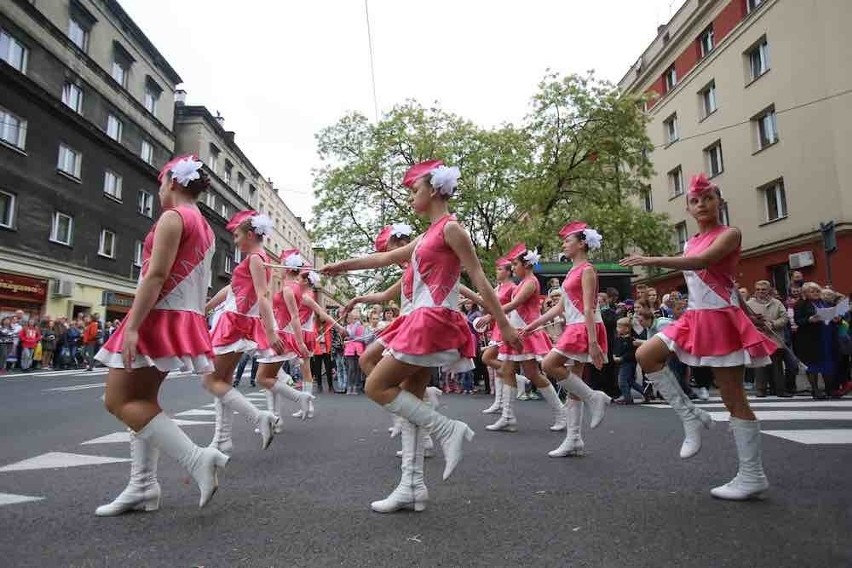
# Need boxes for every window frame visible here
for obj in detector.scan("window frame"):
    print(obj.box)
[761,179,788,222]
[747,38,770,82]
[57,144,82,179]
[61,82,84,114]
[106,113,123,142]
[0,29,28,73]
[663,114,679,145]
[674,222,688,253]
[133,240,144,268]
[137,189,154,218]
[208,144,220,173]
[698,26,714,58]
[664,65,677,93]
[0,107,27,150]
[98,229,116,259]
[747,0,764,14]
[67,16,89,52]
[224,252,234,275]
[50,211,74,246]
[642,188,654,212]
[754,106,778,150]
[704,141,724,178]
[699,80,717,118]
[140,139,153,164]
[0,189,16,229]
[103,170,123,201]
[668,165,684,198]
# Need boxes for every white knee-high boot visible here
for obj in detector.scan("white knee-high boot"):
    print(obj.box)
[95,430,161,516]
[137,413,228,508]
[646,367,713,459]
[482,376,503,414]
[372,420,428,512]
[219,388,278,450]
[549,398,585,457]
[539,383,567,431]
[272,376,314,420]
[397,401,435,458]
[711,417,769,500]
[559,372,610,429]
[486,382,518,431]
[384,390,473,481]
[208,397,234,453]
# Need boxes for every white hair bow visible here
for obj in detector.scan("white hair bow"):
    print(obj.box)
[523,248,540,265]
[583,228,603,250]
[283,253,305,268]
[250,213,275,236]
[171,157,203,187]
[429,166,461,196]
[306,271,321,287]
[390,223,413,238]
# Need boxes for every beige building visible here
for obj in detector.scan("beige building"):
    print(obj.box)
[618,0,851,294]
[256,181,312,262]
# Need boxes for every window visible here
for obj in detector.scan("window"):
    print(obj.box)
[208,144,220,172]
[642,189,653,212]
[234,249,243,264]
[720,202,730,226]
[204,191,216,210]
[0,30,28,72]
[219,202,228,219]
[103,170,122,201]
[747,38,770,81]
[140,140,153,164]
[698,26,714,58]
[0,190,16,228]
[57,144,82,178]
[137,190,154,217]
[98,229,116,258]
[663,114,678,144]
[705,141,724,177]
[133,240,143,267]
[0,108,26,149]
[111,42,133,88]
[699,81,717,118]
[237,173,245,196]
[747,0,764,13]
[111,60,127,88]
[224,161,233,185]
[668,166,684,197]
[144,88,158,114]
[62,82,84,114]
[106,114,122,142]
[664,65,677,92]
[50,211,74,245]
[67,17,89,51]
[755,107,778,149]
[675,222,688,253]
[224,253,234,274]
[762,179,787,222]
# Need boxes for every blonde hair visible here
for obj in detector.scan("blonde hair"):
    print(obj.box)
[801,282,822,295]
[616,317,631,327]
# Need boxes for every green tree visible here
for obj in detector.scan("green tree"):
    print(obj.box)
[511,71,673,261]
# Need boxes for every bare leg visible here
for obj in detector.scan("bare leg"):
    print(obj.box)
[104,367,167,432]
[543,351,609,429]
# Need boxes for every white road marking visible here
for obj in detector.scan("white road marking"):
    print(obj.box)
[648,401,852,410]
[172,419,214,426]
[0,492,44,507]
[0,452,130,473]
[175,409,216,417]
[708,411,852,422]
[81,432,131,445]
[44,383,104,392]
[763,429,852,445]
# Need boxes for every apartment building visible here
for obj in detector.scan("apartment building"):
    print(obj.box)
[618,0,851,294]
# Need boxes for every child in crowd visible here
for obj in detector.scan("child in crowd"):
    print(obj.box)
[613,318,644,404]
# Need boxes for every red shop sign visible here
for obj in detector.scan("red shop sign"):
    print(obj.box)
[0,272,48,303]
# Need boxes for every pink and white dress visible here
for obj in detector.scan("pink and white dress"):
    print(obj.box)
[257,279,304,364]
[498,276,551,361]
[210,250,275,357]
[384,215,476,372]
[552,261,608,363]
[375,269,414,348]
[96,205,215,373]
[657,226,776,367]
[489,280,516,347]
[299,289,318,354]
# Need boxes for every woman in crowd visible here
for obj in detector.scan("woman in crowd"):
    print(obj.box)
[794,282,841,399]
[0,317,15,372]
[621,173,777,500]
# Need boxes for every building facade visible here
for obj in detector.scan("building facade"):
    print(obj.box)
[618,0,851,294]
[0,0,181,321]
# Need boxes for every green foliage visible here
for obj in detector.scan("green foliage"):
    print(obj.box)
[311,72,673,293]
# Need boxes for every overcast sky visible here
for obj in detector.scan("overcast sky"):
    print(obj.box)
[120,0,686,223]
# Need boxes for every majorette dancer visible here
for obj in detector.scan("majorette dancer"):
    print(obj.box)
[341,224,441,455]
[475,244,565,433]
[477,255,516,415]
[621,174,776,500]
[205,210,282,453]
[95,156,228,515]
[525,222,611,458]
[289,267,345,419]
[255,249,316,431]
[322,160,521,513]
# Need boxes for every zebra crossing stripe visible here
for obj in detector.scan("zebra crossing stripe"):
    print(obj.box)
[763,429,852,445]
[708,411,852,422]
[0,493,44,507]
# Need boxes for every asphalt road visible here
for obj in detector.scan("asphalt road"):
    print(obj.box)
[0,368,850,567]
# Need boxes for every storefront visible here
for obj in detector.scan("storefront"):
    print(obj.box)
[102,291,135,323]
[0,272,48,322]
